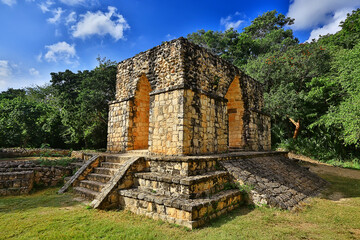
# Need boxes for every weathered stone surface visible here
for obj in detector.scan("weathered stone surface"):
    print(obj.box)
[220,155,328,209]
[0,161,74,196]
[60,151,327,229]
[107,37,271,155]
[59,155,101,194]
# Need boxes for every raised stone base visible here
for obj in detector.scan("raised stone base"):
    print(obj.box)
[64,151,327,228]
[119,188,242,229]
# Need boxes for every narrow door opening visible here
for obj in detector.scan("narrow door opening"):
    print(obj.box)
[225,76,244,149]
[132,74,151,150]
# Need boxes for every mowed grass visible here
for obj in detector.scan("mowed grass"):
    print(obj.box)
[1,174,360,240]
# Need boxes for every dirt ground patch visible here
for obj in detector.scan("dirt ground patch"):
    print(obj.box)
[289,152,360,180]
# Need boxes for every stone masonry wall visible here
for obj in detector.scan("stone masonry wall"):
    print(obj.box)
[108,37,271,155]
[149,89,184,155]
[183,89,228,154]
[0,171,34,196]
[107,101,131,152]
[115,40,185,100]
[0,160,74,196]
[247,111,271,151]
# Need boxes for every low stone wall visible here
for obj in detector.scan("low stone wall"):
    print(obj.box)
[0,160,75,196]
[0,148,71,158]
[0,171,34,196]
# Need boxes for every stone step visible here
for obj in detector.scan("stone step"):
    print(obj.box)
[87,173,112,183]
[100,162,124,169]
[134,171,231,199]
[94,167,117,176]
[73,186,98,200]
[103,155,132,164]
[148,158,220,176]
[118,188,243,229]
[79,180,106,192]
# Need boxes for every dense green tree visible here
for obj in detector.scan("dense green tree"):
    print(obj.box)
[0,96,60,148]
[0,88,25,100]
[187,10,298,68]
[187,8,360,163]
[50,57,117,149]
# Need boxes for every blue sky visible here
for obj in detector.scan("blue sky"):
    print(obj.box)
[1,0,360,92]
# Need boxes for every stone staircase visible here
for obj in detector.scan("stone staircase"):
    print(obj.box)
[72,156,130,200]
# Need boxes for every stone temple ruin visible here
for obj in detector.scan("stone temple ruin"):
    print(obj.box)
[107,37,271,154]
[59,38,327,229]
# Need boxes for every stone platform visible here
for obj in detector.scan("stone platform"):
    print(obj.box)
[60,151,327,228]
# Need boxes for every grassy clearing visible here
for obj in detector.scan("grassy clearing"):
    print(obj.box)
[1,174,360,240]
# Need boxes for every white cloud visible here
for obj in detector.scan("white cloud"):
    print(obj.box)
[1,0,16,6]
[59,0,85,5]
[287,0,360,30]
[166,34,176,41]
[220,15,243,30]
[47,7,64,24]
[0,60,12,90]
[38,0,54,13]
[44,41,77,63]
[66,11,77,25]
[307,8,351,42]
[72,6,130,41]
[36,53,43,62]
[29,68,39,76]
[0,60,11,78]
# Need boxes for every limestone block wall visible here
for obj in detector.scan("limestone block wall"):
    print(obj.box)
[182,39,270,151]
[0,171,34,196]
[149,89,184,155]
[107,101,131,152]
[246,111,271,151]
[183,89,228,154]
[107,37,272,155]
[0,160,75,196]
[115,40,185,100]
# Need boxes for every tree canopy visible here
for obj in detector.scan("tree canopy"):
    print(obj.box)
[188,9,360,163]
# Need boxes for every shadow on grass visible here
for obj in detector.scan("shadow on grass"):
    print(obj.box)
[318,174,360,200]
[0,187,78,214]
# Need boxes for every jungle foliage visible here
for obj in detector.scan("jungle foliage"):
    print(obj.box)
[0,57,116,150]
[188,9,360,164]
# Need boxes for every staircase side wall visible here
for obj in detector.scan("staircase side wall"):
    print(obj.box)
[107,101,132,152]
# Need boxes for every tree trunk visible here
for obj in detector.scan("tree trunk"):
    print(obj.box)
[289,117,300,139]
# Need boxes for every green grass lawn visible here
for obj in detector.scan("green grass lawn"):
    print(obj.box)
[1,174,360,240]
